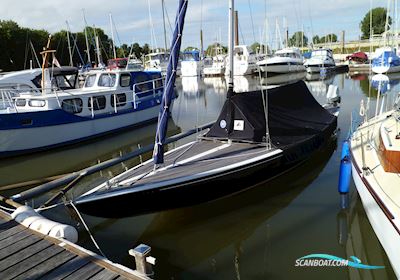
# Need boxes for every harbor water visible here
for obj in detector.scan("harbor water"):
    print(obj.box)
[0,72,398,279]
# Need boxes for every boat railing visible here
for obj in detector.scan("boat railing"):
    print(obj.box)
[132,77,164,109]
[0,88,21,112]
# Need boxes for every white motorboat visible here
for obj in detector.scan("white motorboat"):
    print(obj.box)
[225,45,258,76]
[203,46,226,76]
[304,48,336,73]
[257,47,305,74]
[180,50,202,77]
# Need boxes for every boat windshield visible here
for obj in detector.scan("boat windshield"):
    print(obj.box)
[312,50,331,58]
[127,63,143,71]
[182,52,199,61]
[276,52,298,58]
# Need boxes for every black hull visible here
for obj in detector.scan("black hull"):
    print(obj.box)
[75,118,337,218]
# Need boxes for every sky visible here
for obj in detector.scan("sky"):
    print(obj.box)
[0,0,390,50]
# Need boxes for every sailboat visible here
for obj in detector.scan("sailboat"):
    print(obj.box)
[74,0,338,218]
[350,79,400,278]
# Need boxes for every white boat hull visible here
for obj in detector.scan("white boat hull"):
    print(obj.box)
[258,63,305,74]
[352,163,400,278]
[180,61,202,77]
[372,65,400,74]
[0,106,160,156]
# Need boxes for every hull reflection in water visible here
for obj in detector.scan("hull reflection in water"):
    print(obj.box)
[337,193,396,279]
[0,119,181,188]
[130,138,337,279]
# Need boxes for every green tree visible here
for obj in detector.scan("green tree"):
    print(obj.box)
[184,46,199,52]
[360,7,391,39]
[312,35,320,44]
[319,33,338,43]
[289,31,308,47]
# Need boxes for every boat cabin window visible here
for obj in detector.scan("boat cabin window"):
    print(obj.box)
[98,74,116,87]
[84,74,97,87]
[62,98,83,114]
[28,99,46,107]
[120,74,131,87]
[16,99,26,107]
[111,93,127,107]
[88,96,106,110]
[52,74,77,90]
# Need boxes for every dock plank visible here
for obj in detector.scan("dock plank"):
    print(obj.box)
[39,255,91,280]
[0,239,52,272]
[0,224,27,241]
[0,234,41,260]
[0,220,18,232]
[89,268,120,280]
[63,262,104,280]
[0,229,31,250]
[0,212,146,280]
[13,250,76,280]
[0,244,64,280]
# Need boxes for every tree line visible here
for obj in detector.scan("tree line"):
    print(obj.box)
[0,20,152,72]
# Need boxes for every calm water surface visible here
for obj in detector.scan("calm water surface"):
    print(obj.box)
[1,72,399,279]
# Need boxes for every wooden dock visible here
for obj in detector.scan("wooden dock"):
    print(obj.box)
[0,210,151,280]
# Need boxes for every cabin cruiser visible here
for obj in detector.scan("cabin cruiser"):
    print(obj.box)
[371,47,400,74]
[203,46,226,76]
[304,48,336,73]
[257,47,305,74]
[0,66,168,157]
[144,51,170,74]
[225,45,258,76]
[180,50,202,77]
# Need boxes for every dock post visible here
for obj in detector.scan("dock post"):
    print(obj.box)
[129,244,156,278]
[341,30,345,54]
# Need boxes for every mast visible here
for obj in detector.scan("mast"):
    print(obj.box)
[162,0,168,52]
[93,26,102,66]
[109,13,117,59]
[153,0,188,165]
[82,10,91,66]
[228,0,234,92]
[66,21,73,67]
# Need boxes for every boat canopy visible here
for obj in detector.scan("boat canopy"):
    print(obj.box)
[182,50,200,61]
[206,80,337,147]
[346,52,368,62]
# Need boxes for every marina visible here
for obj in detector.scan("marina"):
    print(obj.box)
[1,0,400,279]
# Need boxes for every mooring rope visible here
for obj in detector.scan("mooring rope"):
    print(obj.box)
[69,201,108,259]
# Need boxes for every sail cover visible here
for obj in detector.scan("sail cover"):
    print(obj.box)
[206,80,337,148]
[153,0,188,164]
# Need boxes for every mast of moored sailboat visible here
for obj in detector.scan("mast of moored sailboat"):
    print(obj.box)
[228,0,234,93]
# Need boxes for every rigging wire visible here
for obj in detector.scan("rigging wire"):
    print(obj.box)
[247,0,256,44]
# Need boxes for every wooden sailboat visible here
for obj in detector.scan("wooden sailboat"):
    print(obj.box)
[74,0,338,218]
